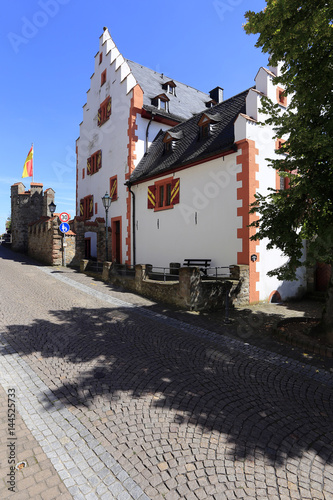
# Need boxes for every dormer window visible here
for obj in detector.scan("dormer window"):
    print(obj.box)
[197,112,222,140]
[205,100,216,108]
[162,81,176,96]
[151,94,170,112]
[198,114,211,139]
[162,130,183,154]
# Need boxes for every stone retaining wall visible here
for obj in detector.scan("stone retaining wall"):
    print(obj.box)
[87,262,250,311]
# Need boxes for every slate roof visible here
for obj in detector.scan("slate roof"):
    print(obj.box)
[130,89,250,183]
[126,60,213,121]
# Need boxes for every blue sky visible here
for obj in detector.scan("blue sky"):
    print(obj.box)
[0,0,267,233]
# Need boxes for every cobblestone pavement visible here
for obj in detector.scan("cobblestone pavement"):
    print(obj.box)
[0,246,333,500]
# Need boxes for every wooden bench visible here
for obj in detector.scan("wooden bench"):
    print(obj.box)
[183,259,211,275]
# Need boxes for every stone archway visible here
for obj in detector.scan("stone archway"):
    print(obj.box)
[71,217,111,264]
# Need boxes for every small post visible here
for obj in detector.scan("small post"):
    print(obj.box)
[224,285,231,324]
[63,233,67,267]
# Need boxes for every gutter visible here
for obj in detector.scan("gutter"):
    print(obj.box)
[145,112,155,153]
[125,181,136,266]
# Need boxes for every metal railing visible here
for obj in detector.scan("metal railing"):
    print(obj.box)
[112,263,135,277]
[202,266,231,279]
[86,260,103,273]
[147,266,180,282]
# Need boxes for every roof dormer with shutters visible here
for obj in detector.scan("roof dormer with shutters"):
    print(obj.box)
[197,112,222,139]
[162,130,184,153]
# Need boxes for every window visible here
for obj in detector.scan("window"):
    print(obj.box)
[198,114,212,140]
[151,94,170,112]
[147,177,180,211]
[162,130,183,154]
[162,81,176,95]
[98,96,111,126]
[164,141,172,154]
[99,52,103,64]
[110,175,117,201]
[101,69,106,86]
[159,99,167,111]
[277,87,287,106]
[82,168,85,179]
[80,195,94,220]
[275,138,287,152]
[87,150,102,175]
[200,123,210,139]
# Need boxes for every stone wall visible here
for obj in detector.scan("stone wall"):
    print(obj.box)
[70,217,110,266]
[229,265,250,306]
[96,263,250,311]
[28,216,76,266]
[11,182,55,253]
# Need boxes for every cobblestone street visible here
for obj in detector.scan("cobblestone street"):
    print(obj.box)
[0,245,333,500]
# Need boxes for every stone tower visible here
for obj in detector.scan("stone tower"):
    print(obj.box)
[10,182,55,252]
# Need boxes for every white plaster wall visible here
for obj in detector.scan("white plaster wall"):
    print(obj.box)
[84,231,97,258]
[77,32,137,262]
[135,117,171,164]
[77,30,177,263]
[134,154,242,269]
[246,90,306,301]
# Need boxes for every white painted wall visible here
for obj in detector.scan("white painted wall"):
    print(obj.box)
[84,231,97,258]
[77,30,137,262]
[77,29,176,263]
[243,73,307,301]
[133,154,242,268]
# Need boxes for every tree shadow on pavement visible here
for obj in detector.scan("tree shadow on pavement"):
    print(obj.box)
[3,304,333,469]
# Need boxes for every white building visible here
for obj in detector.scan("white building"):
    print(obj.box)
[129,65,307,303]
[76,27,222,265]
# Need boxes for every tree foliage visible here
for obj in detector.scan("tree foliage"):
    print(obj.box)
[244,0,333,281]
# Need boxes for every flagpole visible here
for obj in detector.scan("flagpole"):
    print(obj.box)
[32,142,34,182]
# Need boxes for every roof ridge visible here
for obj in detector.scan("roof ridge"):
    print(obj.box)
[125,59,209,96]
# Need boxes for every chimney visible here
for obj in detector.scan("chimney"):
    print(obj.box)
[209,87,224,104]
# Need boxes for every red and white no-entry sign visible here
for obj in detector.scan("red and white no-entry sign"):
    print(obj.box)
[59,212,70,223]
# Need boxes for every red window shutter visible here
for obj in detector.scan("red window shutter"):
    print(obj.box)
[97,150,102,170]
[170,178,180,205]
[87,157,91,175]
[106,97,111,119]
[80,199,84,217]
[147,185,156,209]
[110,177,117,201]
[97,107,101,126]
[89,195,94,218]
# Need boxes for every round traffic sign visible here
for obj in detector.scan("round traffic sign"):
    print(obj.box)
[59,222,70,233]
[59,212,70,223]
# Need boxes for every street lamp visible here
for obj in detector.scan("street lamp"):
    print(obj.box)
[48,201,56,217]
[101,192,112,261]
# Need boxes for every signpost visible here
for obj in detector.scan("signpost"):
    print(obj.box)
[59,221,70,266]
[59,212,70,223]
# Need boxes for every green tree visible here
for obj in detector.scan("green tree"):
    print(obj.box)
[244,0,333,335]
[5,217,11,233]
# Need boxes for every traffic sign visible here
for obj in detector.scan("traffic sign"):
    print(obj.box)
[59,212,70,223]
[59,222,70,233]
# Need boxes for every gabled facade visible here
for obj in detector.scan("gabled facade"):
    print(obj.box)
[76,28,219,264]
[129,65,307,303]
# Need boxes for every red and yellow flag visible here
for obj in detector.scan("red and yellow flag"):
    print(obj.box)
[22,146,33,178]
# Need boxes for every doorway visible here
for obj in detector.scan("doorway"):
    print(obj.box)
[84,238,91,259]
[111,216,122,263]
